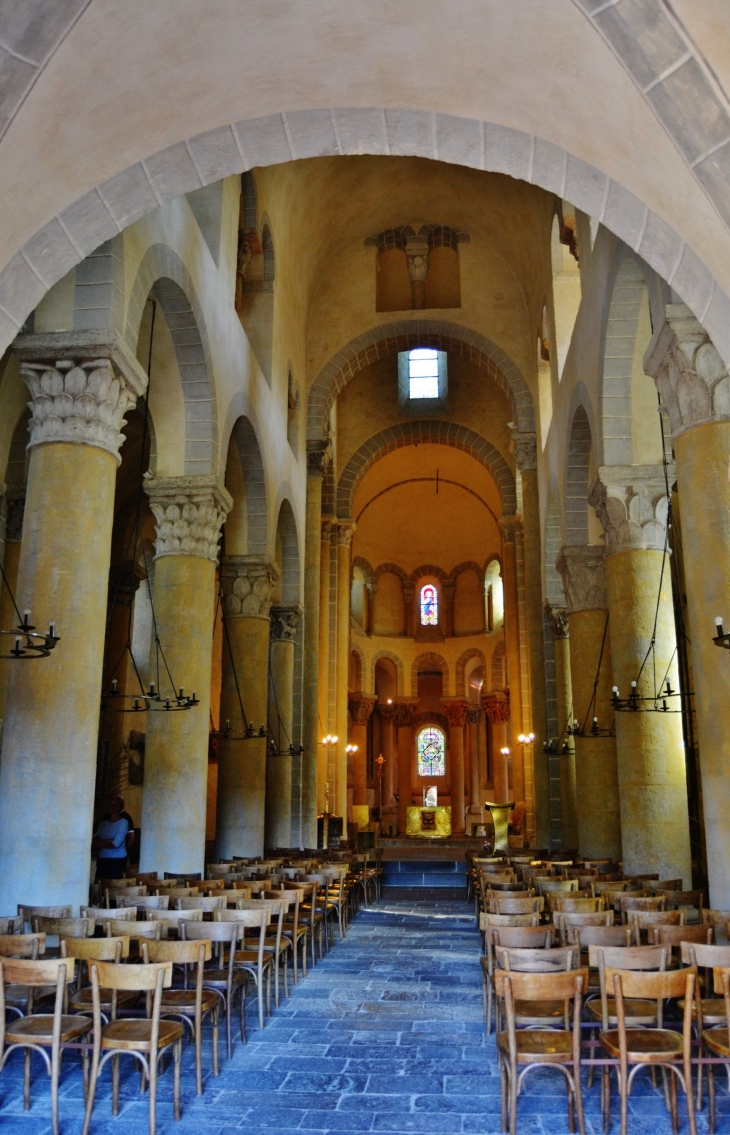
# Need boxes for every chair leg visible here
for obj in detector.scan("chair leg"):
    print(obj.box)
[112,1053,120,1116]
[81,1045,101,1135]
[239,983,246,1045]
[149,1051,157,1135]
[226,994,232,1060]
[213,1006,219,1077]
[274,953,280,1008]
[257,969,264,1030]
[283,952,289,999]
[619,1070,629,1135]
[173,1040,181,1122]
[23,1048,31,1111]
[669,1069,678,1135]
[709,1064,716,1135]
[195,1012,202,1096]
[51,1045,60,1135]
[499,1055,508,1135]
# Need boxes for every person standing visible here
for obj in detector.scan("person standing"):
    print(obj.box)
[93,794,130,880]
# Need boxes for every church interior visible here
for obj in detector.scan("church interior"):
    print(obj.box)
[1,3,730,1133]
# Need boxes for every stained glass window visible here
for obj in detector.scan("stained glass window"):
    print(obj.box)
[408,348,439,399]
[420,584,438,626]
[417,726,446,777]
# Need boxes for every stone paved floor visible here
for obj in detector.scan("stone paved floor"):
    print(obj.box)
[0,893,715,1134]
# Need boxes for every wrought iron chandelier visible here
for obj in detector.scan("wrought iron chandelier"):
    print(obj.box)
[0,564,59,660]
[566,611,615,737]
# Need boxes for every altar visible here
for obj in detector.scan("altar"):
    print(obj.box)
[405,805,452,838]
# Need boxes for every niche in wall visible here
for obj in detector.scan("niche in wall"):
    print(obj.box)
[366,224,468,313]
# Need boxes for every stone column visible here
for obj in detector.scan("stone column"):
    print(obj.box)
[335,520,355,821]
[302,442,331,848]
[317,518,333,812]
[214,556,278,860]
[99,568,140,783]
[444,699,469,835]
[557,547,621,860]
[348,694,376,807]
[140,476,232,876]
[499,517,525,806]
[646,306,730,904]
[0,492,24,723]
[0,332,146,912]
[512,431,549,847]
[266,603,301,850]
[380,702,396,806]
[467,705,482,810]
[589,469,691,884]
[483,691,510,803]
[394,699,418,834]
[547,604,578,851]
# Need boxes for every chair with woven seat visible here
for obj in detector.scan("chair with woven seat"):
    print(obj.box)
[214,907,272,1031]
[495,967,588,1135]
[81,959,183,1135]
[482,924,554,1033]
[0,956,91,1135]
[180,919,246,1058]
[141,938,219,1095]
[600,965,697,1135]
[63,935,134,1022]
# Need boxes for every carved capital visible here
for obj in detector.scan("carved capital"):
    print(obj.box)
[499,515,521,544]
[146,476,232,562]
[221,556,280,619]
[556,546,606,613]
[645,304,730,439]
[14,331,147,464]
[393,698,419,729]
[306,440,332,479]
[378,701,397,720]
[545,603,569,639]
[482,690,510,724]
[465,705,481,726]
[588,466,670,555]
[510,429,537,471]
[321,517,335,541]
[404,239,429,283]
[5,492,25,543]
[443,698,471,729]
[336,520,356,547]
[348,694,377,725]
[270,603,302,642]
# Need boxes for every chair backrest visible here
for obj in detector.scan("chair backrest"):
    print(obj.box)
[154,886,198,898]
[492,897,542,916]
[651,878,682,891]
[147,908,204,927]
[32,916,95,938]
[0,932,46,958]
[681,942,730,968]
[104,918,166,939]
[628,909,684,928]
[608,964,696,1007]
[139,896,170,911]
[1,956,75,986]
[568,924,632,948]
[18,904,72,923]
[497,945,579,972]
[480,912,540,930]
[652,924,712,948]
[175,896,225,911]
[105,885,146,898]
[0,916,22,935]
[662,889,705,910]
[181,919,241,944]
[536,878,578,895]
[61,934,130,961]
[554,911,614,936]
[588,944,668,971]
[493,967,588,1038]
[490,926,554,949]
[591,880,629,896]
[618,894,665,920]
[213,908,270,928]
[91,958,172,991]
[701,908,730,927]
[553,896,603,914]
[142,937,212,965]
[82,905,136,922]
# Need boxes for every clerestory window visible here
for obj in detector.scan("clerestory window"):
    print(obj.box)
[408,349,440,399]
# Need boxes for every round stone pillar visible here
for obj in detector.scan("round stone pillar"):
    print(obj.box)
[214,556,278,861]
[547,604,579,851]
[301,442,331,849]
[444,699,469,835]
[467,705,482,810]
[317,519,333,813]
[557,547,622,860]
[349,694,376,831]
[512,432,550,848]
[98,568,139,785]
[483,691,510,804]
[0,493,24,723]
[0,335,146,912]
[139,477,231,877]
[499,518,525,809]
[335,521,355,821]
[590,469,691,884]
[394,700,418,834]
[380,702,396,806]
[646,306,730,904]
[266,604,301,850]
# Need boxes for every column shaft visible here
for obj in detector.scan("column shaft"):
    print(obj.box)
[301,446,329,848]
[549,607,579,851]
[317,521,332,812]
[519,461,549,848]
[501,530,524,805]
[335,524,354,821]
[266,608,299,850]
[381,707,395,805]
[444,700,469,835]
[483,692,510,805]
[0,499,22,724]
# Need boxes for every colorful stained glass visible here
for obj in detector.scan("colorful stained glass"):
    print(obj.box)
[420,584,438,626]
[417,726,446,777]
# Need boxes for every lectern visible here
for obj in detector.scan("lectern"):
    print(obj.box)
[484,800,514,853]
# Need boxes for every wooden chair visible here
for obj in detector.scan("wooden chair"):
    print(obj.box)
[553,896,604,914]
[536,878,579,898]
[0,933,48,1017]
[103,885,146,907]
[236,897,290,1006]
[492,897,543,917]
[0,916,22,935]
[480,912,539,952]
[628,909,685,944]
[81,959,183,1135]
[554,910,614,945]
[214,907,272,1031]
[618,894,665,923]
[278,886,308,983]
[180,920,246,1059]
[694,962,730,1130]
[82,905,136,923]
[702,909,730,932]
[141,937,219,1095]
[216,888,253,907]
[482,925,554,1033]
[495,946,580,1033]
[103,919,166,942]
[32,915,96,941]
[591,880,630,899]
[175,896,225,913]
[494,967,588,1135]
[294,881,326,965]
[139,896,170,911]
[63,935,134,1020]
[17,905,71,929]
[661,890,705,922]
[600,965,697,1135]
[145,909,204,935]
[0,956,91,1135]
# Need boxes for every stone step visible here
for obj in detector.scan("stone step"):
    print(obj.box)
[382,860,468,888]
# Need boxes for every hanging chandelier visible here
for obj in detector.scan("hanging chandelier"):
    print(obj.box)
[0,563,59,660]
[100,298,198,714]
[564,610,615,737]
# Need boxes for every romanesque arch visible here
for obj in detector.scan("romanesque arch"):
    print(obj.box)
[371,650,405,698]
[411,651,450,698]
[455,648,487,698]
[565,403,593,547]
